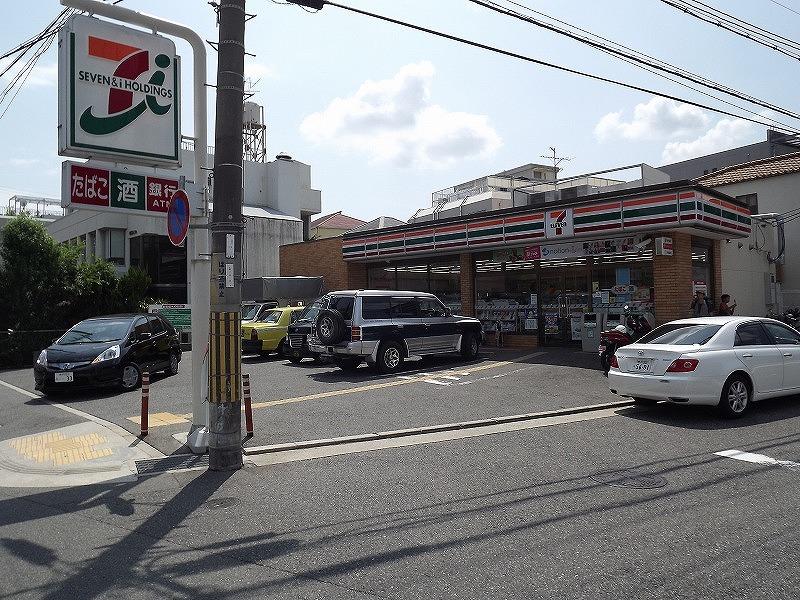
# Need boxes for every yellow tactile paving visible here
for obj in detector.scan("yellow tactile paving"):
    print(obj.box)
[127,411,189,427]
[8,432,113,466]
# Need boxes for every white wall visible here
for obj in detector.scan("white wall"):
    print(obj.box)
[243,216,303,278]
[265,158,322,219]
[712,173,798,309]
[719,236,775,317]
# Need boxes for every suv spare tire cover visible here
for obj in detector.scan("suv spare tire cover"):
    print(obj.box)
[315,309,346,344]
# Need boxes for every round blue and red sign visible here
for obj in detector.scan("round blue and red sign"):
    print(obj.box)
[167,189,190,247]
[167,190,189,246]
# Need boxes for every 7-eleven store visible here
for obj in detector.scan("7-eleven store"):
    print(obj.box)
[340,182,752,348]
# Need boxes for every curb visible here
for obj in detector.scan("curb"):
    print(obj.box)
[243,399,635,456]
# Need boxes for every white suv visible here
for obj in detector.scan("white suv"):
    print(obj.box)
[309,290,484,372]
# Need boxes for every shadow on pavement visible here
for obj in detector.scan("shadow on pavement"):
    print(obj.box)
[617,394,800,430]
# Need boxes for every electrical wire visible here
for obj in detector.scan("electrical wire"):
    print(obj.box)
[487,0,799,134]
[660,0,800,62]
[766,0,800,18]
[469,0,800,122]
[309,1,800,135]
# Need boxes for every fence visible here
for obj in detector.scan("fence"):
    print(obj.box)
[0,330,67,368]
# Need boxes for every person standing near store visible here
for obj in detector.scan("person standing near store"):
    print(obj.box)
[717,294,737,316]
[690,290,713,316]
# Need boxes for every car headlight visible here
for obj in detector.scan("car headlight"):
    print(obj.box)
[36,349,47,366]
[92,344,121,364]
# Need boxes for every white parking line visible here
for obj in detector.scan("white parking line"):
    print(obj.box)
[423,379,451,386]
[715,449,800,471]
[439,375,461,381]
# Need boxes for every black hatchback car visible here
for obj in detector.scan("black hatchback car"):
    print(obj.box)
[34,314,181,394]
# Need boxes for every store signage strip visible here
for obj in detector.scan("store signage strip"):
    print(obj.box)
[62,160,179,215]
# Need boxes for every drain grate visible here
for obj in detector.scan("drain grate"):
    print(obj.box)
[135,454,209,475]
[591,468,668,489]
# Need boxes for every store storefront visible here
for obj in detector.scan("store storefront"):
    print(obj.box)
[281,182,752,348]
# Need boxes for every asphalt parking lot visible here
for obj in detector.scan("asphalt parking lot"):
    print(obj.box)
[0,346,620,455]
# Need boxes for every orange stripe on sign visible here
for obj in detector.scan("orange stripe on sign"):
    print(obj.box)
[505,213,543,223]
[435,224,467,233]
[624,194,676,207]
[574,201,620,214]
[469,219,503,228]
[88,36,141,61]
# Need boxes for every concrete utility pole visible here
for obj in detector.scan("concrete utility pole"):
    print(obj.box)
[208,0,246,470]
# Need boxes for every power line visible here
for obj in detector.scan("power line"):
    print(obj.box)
[766,0,800,17]
[468,0,800,122]
[488,0,800,134]
[660,0,800,61]
[310,1,800,135]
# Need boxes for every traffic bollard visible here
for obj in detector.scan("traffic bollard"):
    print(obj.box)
[140,371,149,437]
[243,372,253,436]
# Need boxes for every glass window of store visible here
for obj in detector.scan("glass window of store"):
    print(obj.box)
[475,254,538,336]
[691,241,713,301]
[367,257,461,312]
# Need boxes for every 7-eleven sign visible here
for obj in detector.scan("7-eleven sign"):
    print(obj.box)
[545,207,574,239]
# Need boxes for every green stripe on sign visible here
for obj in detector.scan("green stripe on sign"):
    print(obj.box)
[366,244,378,251]
[436,231,466,241]
[703,204,721,216]
[739,215,752,225]
[721,208,739,222]
[680,201,695,211]
[505,222,543,234]
[469,226,503,238]
[623,205,677,219]
[574,211,620,225]
[343,246,362,254]
[406,236,434,246]
[379,240,404,249]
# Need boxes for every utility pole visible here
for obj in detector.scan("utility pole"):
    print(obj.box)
[540,146,571,193]
[208,0,245,470]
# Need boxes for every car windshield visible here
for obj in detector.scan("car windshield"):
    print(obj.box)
[296,304,321,322]
[242,304,259,320]
[258,310,282,324]
[637,323,722,346]
[58,319,131,344]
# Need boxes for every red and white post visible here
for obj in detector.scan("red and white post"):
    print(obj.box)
[243,372,253,436]
[140,371,150,437]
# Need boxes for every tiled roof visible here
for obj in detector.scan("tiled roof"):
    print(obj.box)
[694,151,800,186]
[310,211,366,230]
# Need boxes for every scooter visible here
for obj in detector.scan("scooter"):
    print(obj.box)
[599,309,653,375]
[780,307,800,328]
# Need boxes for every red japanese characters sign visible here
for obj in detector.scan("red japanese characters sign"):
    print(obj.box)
[62,161,180,216]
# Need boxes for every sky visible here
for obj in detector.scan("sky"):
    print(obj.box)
[0,0,798,221]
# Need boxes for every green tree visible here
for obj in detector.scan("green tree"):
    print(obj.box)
[116,266,152,312]
[71,259,120,321]
[0,215,82,330]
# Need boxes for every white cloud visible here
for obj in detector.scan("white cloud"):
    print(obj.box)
[244,61,276,82]
[299,61,502,168]
[594,96,709,142]
[0,58,57,87]
[661,117,762,163]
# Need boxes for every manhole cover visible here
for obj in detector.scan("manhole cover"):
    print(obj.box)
[206,497,239,510]
[590,468,668,489]
[135,454,208,475]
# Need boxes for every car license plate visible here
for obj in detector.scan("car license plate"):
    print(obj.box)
[54,372,74,383]
[632,360,652,373]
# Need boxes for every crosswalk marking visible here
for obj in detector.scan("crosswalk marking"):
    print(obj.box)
[715,449,800,471]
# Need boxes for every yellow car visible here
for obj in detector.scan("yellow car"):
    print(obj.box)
[241,306,304,357]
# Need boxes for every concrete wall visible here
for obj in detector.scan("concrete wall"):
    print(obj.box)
[243,217,303,278]
[711,175,793,309]
[265,158,322,219]
[719,235,776,317]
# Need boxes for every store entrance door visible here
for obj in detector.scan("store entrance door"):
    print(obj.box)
[539,270,590,346]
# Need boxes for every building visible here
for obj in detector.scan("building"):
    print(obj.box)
[309,211,366,239]
[695,152,800,310]
[282,163,760,347]
[659,130,800,180]
[47,144,321,302]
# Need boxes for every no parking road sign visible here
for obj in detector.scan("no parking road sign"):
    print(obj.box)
[167,189,190,246]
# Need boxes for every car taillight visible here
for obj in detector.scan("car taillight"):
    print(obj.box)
[667,358,699,373]
[610,354,619,369]
[351,326,362,341]
[251,329,258,340]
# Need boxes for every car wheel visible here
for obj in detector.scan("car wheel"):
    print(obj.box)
[461,332,479,360]
[335,358,361,372]
[632,397,658,406]
[120,363,142,391]
[719,375,751,418]
[288,354,303,364]
[166,352,179,376]
[377,341,404,373]
[315,309,347,345]
[277,339,287,358]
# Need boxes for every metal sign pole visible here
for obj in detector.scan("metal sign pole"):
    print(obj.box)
[61,0,211,452]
